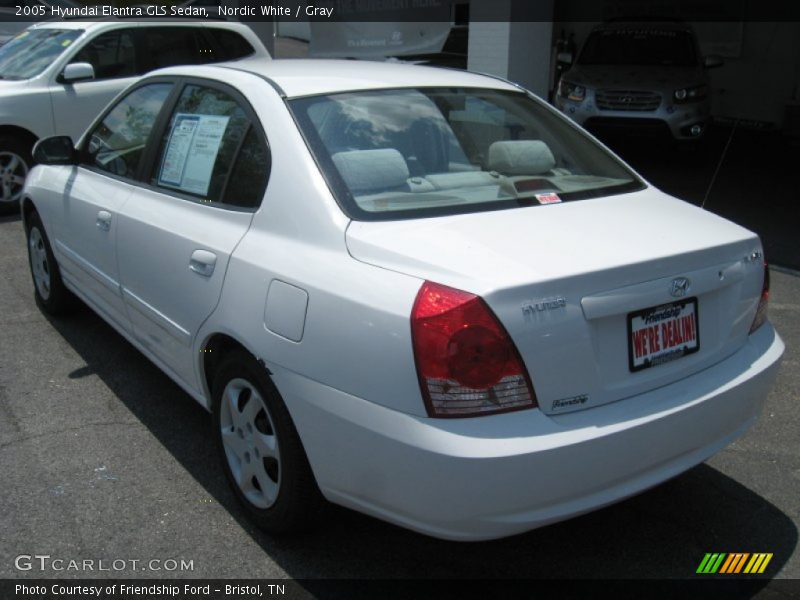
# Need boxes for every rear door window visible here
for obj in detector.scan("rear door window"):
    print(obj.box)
[151,83,268,208]
[138,27,254,72]
[204,28,255,61]
[139,27,204,71]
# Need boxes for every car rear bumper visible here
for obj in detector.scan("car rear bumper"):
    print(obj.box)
[277,324,783,541]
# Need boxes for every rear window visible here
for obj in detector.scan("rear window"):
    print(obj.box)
[290,87,643,221]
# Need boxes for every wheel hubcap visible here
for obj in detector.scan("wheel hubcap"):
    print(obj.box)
[220,378,280,509]
[0,151,28,204]
[28,227,51,300]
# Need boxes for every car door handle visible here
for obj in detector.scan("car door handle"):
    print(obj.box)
[96,210,112,232]
[189,249,217,277]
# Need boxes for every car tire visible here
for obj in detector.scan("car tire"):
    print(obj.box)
[0,135,33,216]
[212,350,326,534]
[26,211,77,315]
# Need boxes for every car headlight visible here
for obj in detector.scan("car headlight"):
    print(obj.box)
[674,85,708,103]
[558,79,586,102]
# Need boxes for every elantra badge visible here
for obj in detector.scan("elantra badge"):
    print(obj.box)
[670,277,691,298]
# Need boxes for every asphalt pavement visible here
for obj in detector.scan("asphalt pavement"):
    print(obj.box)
[0,206,797,582]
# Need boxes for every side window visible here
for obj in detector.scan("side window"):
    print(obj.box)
[223,128,269,208]
[73,30,137,80]
[204,29,255,61]
[153,84,268,208]
[85,83,173,179]
[140,27,202,71]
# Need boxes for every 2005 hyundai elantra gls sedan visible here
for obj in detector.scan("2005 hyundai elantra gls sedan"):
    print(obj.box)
[22,59,784,541]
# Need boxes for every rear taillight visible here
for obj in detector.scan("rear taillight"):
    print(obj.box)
[411,281,537,418]
[749,261,770,334]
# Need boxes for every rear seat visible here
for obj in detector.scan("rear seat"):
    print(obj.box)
[332,148,506,210]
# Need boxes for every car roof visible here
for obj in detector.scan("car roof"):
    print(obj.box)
[153,58,522,99]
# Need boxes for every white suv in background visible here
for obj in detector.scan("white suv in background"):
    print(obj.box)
[555,21,721,141]
[0,20,270,213]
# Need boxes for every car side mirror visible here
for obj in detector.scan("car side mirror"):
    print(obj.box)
[703,55,723,69]
[59,62,95,83]
[33,136,76,165]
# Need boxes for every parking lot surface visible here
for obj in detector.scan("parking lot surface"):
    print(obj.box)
[0,201,797,580]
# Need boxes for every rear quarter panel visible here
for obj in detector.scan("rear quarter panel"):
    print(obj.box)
[194,75,427,417]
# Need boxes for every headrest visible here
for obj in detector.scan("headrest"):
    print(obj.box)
[488,140,556,175]
[332,149,410,194]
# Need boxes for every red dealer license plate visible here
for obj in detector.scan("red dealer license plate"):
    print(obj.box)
[627,298,699,372]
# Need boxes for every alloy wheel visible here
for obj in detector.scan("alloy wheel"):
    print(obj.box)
[0,151,28,204]
[28,226,51,301]
[219,377,281,509]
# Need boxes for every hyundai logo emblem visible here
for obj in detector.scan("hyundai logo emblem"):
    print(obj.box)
[670,277,691,297]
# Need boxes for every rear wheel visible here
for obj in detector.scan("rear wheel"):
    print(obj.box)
[0,135,32,215]
[212,350,326,533]
[26,211,76,315]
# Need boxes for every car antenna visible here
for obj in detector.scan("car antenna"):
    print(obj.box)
[701,119,737,209]
[702,22,781,209]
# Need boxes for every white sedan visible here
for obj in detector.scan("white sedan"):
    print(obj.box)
[21,59,784,541]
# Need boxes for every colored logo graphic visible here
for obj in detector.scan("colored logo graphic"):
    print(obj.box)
[696,553,773,574]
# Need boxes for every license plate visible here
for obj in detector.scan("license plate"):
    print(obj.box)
[627,298,699,372]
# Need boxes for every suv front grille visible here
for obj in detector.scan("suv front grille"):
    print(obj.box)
[596,90,662,112]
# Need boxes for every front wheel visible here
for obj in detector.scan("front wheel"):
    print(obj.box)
[26,211,76,315]
[0,135,32,215]
[212,350,326,533]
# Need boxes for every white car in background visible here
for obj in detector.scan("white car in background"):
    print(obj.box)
[555,21,721,141]
[0,19,269,213]
[21,59,783,541]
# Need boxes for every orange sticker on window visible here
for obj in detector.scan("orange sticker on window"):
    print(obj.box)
[535,192,561,204]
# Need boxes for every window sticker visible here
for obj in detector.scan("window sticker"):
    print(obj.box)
[158,113,230,196]
[61,38,72,47]
[535,192,561,204]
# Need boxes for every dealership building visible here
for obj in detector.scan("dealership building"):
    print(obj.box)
[272,0,800,134]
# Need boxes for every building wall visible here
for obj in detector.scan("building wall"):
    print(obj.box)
[467,0,554,98]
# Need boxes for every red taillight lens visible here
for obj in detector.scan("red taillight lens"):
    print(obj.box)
[749,261,770,334]
[411,281,537,417]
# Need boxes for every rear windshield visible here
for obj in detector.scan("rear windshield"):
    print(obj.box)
[290,87,643,221]
[579,28,697,67]
[0,28,83,80]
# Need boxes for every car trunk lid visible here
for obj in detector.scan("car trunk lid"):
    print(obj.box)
[345,189,765,415]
